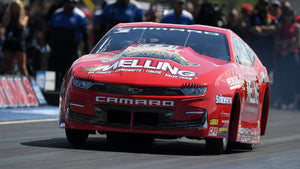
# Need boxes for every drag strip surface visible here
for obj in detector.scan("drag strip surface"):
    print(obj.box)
[0,109,299,169]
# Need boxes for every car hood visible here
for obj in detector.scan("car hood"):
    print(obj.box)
[72,44,229,87]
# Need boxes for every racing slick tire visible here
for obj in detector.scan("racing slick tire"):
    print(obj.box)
[106,132,155,146]
[65,129,89,146]
[206,137,229,154]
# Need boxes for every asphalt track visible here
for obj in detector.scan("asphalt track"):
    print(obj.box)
[0,108,299,169]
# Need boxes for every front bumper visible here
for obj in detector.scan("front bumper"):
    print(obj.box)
[59,86,216,138]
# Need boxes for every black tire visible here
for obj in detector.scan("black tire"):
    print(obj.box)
[206,137,229,154]
[106,132,155,146]
[65,129,89,146]
[230,142,256,151]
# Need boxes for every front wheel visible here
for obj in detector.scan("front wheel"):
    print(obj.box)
[206,137,229,154]
[65,129,89,146]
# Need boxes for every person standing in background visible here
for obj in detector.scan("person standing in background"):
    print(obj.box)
[99,0,145,35]
[92,1,107,45]
[0,26,5,74]
[248,0,277,72]
[145,3,161,22]
[2,0,29,76]
[47,0,88,90]
[161,0,194,25]
[272,9,300,109]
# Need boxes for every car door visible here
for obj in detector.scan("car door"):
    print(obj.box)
[232,37,260,126]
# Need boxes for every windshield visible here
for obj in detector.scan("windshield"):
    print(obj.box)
[92,27,230,61]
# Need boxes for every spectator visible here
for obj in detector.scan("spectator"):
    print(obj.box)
[192,0,203,22]
[226,8,240,35]
[248,0,277,72]
[161,0,194,25]
[281,0,292,15]
[47,0,89,90]
[26,0,49,74]
[239,3,254,42]
[186,1,195,17]
[270,0,281,21]
[0,2,6,23]
[0,25,5,74]
[92,1,107,45]
[273,9,300,109]
[100,0,145,34]
[145,3,160,22]
[2,0,29,76]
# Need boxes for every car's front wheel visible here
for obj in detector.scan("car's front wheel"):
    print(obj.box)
[65,129,89,146]
[206,137,229,154]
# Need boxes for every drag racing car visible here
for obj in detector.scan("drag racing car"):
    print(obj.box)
[58,22,270,154]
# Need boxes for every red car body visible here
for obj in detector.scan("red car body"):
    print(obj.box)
[59,22,270,154]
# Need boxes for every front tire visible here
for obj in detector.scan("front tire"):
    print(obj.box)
[206,137,229,154]
[65,129,89,146]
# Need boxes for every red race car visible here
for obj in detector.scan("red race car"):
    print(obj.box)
[58,22,270,154]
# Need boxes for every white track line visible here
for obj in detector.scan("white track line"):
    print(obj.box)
[0,118,58,125]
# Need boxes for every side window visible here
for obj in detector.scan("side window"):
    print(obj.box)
[232,37,241,64]
[232,37,254,67]
[244,43,256,64]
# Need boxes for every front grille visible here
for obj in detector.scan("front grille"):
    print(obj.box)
[67,104,207,130]
[88,83,184,96]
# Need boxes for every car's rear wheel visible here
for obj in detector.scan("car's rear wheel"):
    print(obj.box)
[65,129,89,146]
[106,132,155,146]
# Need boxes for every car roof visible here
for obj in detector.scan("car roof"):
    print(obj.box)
[114,22,233,36]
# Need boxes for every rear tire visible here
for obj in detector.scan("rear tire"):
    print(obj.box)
[65,129,89,146]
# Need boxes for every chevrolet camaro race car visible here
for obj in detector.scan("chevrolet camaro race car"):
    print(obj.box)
[58,22,270,154]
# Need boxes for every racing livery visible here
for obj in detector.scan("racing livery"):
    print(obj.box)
[59,22,270,154]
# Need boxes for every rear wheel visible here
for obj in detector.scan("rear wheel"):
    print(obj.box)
[65,129,89,146]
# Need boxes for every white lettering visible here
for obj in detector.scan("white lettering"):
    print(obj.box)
[88,59,197,77]
[107,97,118,103]
[95,96,106,102]
[95,96,174,107]
[119,98,133,104]
[119,60,132,67]
[149,100,160,106]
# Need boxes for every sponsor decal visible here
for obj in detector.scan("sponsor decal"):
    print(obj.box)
[209,119,219,126]
[237,127,261,143]
[245,106,258,114]
[1,77,17,107]
[208,127,218,136]
[218,126,228,137]
[216,95,232,105]
[0,82,8,108]
[13,77,29,106]
[103,44,198,66]
[22,77,39,107]
[221,120,229,124]
[31,78,47,105]
[245,80,259,105]
[81,59,197,80]
[226,76,242,90]
[95,96,174,107]
[0,76,42,108]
